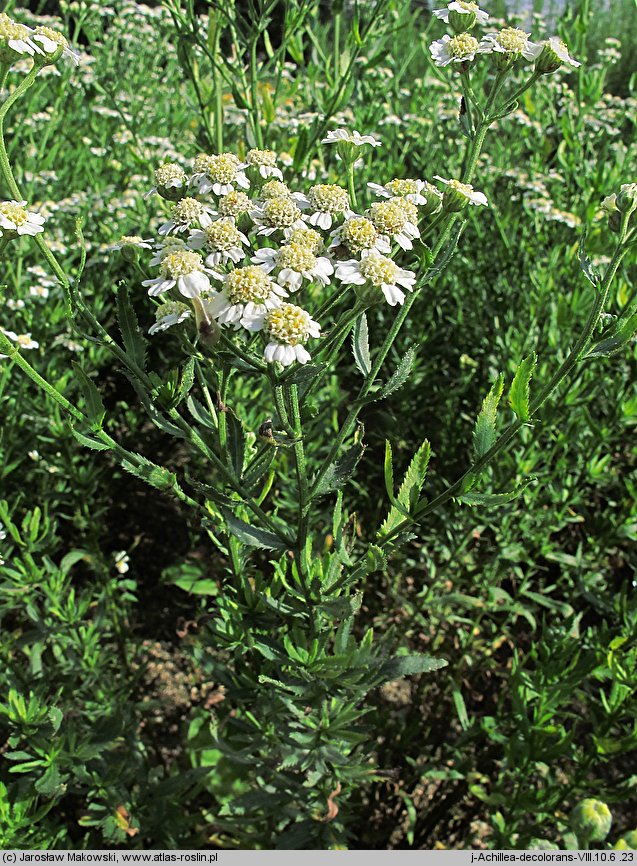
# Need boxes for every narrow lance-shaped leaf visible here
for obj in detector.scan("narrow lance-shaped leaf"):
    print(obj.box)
[375,346,416,401]
[508,353,537,422]
[313,442,365,498]
[585,309,637,358]
[578,230,601,291]
[72,363,105,428]
[117,283,146,370]
[379,440,431,538]
[457,477,535,507]
[222,510,289,551]
[473,373,505,460]
[352,313,371,377]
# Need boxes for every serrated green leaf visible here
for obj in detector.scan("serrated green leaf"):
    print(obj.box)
[117,283,146,370]
[352,313,371,377]
[379,440,431,537]
[222,510,289,551]
[69,424,110,451]
[377,653,448,683]
[226,411,246,477]
[313,442,364,498]
[186,395,215,428]
[585,309,637,358]
[72,363,105,428]
[578,230,601,290]
[508,353,537,422]
[473,373,505,460]
[456,477,535,507]
[121,454,183,495]
[376,347,416,401]
[281,362,326,386]
[242,446,276,491]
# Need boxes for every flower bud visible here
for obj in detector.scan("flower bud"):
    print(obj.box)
[616,183,637,214]
[601,193,621,233]
[532,37,580,74]
[570,799,612,843]
[614,831,637,850]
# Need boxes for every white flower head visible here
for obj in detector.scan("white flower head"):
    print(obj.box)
[260,303,321,366]
[113,551,130,574]
[283,226,325,254]
[434,175,488,210]
[0,200,45,237]
[335,249,416,307]
[243,148,283,180]
[329,216,391,255]
[433,2,489,31]
[158,197,216,236]
[530,36,581,73]
[250,196,305,236]
[478,28,537,63]
[187,218,249,266]
[217,190,252,220]
[1,329,39,351]
[260,179,292,200]
[30,25,80,65]
[367,198,420,251]
[142,248,217,299]
[322,129,381,147]
[146,162,187,199]
[149,300,192,335]
[368,179,428,206]
[108,235,153,252]
[299,184,353,230]
[430,32,480,66]
[252,243,334,292]
[0,13,39,60]
[322,129,381,163]
[191,153,250,196]
[205,264,287,330]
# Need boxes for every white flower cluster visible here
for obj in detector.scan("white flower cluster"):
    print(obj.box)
[138,143,446,366]
[429,2,579,72]
[0,12,79,66]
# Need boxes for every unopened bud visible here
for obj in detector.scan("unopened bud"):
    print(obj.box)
[614,831,637,850]
[570,799,612,843]
[616,183,637,214]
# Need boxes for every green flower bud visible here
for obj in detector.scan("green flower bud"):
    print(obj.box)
[614,831,637,850]
[570,799,612,843]
[616,183,637,214]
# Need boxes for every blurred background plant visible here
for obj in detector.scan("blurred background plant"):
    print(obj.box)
[0,0,636,850]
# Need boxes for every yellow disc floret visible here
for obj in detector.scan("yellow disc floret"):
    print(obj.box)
[368,200,410,235]
[448,33,479,59]
[263,196,302,228]
[154,163,185,187]
[277,242,316,273]
[495,28,530,53]
[308,184,349,213]
[194,153,240,183]
[0,13,29,45]
[35,26,69,49]
[218,190,251,217]
[286,227,323,253]
[340,217,379,253]
[359,252,398,287]
[225,266,274,305]
[261,180,291,199]
[202,218,243,250]
[0,201,27,226]
[246,148,277,167]
[171,197,204,224]
[160,249,203,278]
[384,179,420,197]
[265,303,313,346]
